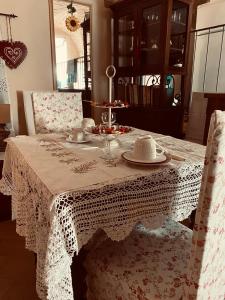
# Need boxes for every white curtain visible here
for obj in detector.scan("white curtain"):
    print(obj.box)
[192,27,225,93]
[0,21,9,104]
[0,58,9,104]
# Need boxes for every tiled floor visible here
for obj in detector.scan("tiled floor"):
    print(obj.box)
[0,221,39,300]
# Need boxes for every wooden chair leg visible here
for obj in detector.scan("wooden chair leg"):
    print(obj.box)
[190,209,196,229]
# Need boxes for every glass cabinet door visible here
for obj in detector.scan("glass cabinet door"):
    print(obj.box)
[140,4,162,69]
[117,14,135,69]
[169,0,188,69]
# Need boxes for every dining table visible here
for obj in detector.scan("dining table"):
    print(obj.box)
[0,128,205,300]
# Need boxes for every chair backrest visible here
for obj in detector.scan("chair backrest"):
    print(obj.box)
[23,91,83,135]
[184,110,225,299]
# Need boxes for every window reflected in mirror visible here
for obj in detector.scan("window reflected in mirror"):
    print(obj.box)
[51,0,91,96]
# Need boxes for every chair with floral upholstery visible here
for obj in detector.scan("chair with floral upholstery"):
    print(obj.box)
[23,91,83,135]
[84,110,225,300]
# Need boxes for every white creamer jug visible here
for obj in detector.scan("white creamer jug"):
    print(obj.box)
[69,128,84,142]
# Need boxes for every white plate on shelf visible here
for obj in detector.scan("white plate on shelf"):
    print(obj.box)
[173,63,182,68]
[121,151,170,166]
[66,137,91,144]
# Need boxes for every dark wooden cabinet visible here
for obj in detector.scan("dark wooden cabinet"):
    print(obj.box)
[115,106,184,137]
[110,0,193,138]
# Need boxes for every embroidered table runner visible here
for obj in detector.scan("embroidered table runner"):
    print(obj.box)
[0,129,205,300]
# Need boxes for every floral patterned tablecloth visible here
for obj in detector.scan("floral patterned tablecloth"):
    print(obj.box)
[0,129,205,300]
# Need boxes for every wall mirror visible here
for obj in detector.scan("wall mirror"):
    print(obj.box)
[49,0,92,100]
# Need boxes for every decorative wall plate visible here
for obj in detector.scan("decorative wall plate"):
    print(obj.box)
[0,40,28,69]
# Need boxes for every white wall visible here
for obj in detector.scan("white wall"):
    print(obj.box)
[192,0,225,93]
[0,0,112,133]
[196,0,225,29]
[0,0,54,133]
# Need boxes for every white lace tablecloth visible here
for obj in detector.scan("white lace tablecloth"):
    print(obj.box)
[0,129,205,300]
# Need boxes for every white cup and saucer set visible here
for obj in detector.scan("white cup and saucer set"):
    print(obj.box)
[66,118,95,144]
[121,135,170,166]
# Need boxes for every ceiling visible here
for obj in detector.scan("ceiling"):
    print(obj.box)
[53,0,90,23]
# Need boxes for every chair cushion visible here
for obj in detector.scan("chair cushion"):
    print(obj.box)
[85,219,192,300]
[32,92,83,133]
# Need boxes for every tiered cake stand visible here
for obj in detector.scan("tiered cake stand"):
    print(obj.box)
[87,65,132,160]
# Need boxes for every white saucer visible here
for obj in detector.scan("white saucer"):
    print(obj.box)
[121,151,170,165]
[66,137,91,144]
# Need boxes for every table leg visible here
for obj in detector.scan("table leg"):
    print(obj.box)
[0,160,11,221]
[190,209,196,229]
[71,248,88,300]
[71,229,108,299]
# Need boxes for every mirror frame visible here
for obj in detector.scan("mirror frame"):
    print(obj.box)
[48,0,93,92]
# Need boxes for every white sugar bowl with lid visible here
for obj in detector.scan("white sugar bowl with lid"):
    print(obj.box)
[133,135,157,161]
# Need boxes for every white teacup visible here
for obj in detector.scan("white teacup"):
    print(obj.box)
[133,135,160,161]
[81,118,95,129]
[69,128,85,142]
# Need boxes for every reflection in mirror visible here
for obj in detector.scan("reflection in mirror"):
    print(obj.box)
[51,0,92,99]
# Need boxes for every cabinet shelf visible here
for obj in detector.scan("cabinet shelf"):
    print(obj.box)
[141,47,159,51]
[144,20,186,28]
[171,21,187,34]
[144,21,160,26]
[171,32,186,37]
[168,66,185,74]
[118,29,134,35]
[118,53,133,57]
[170,47,183,52]
[172,20,186,27]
